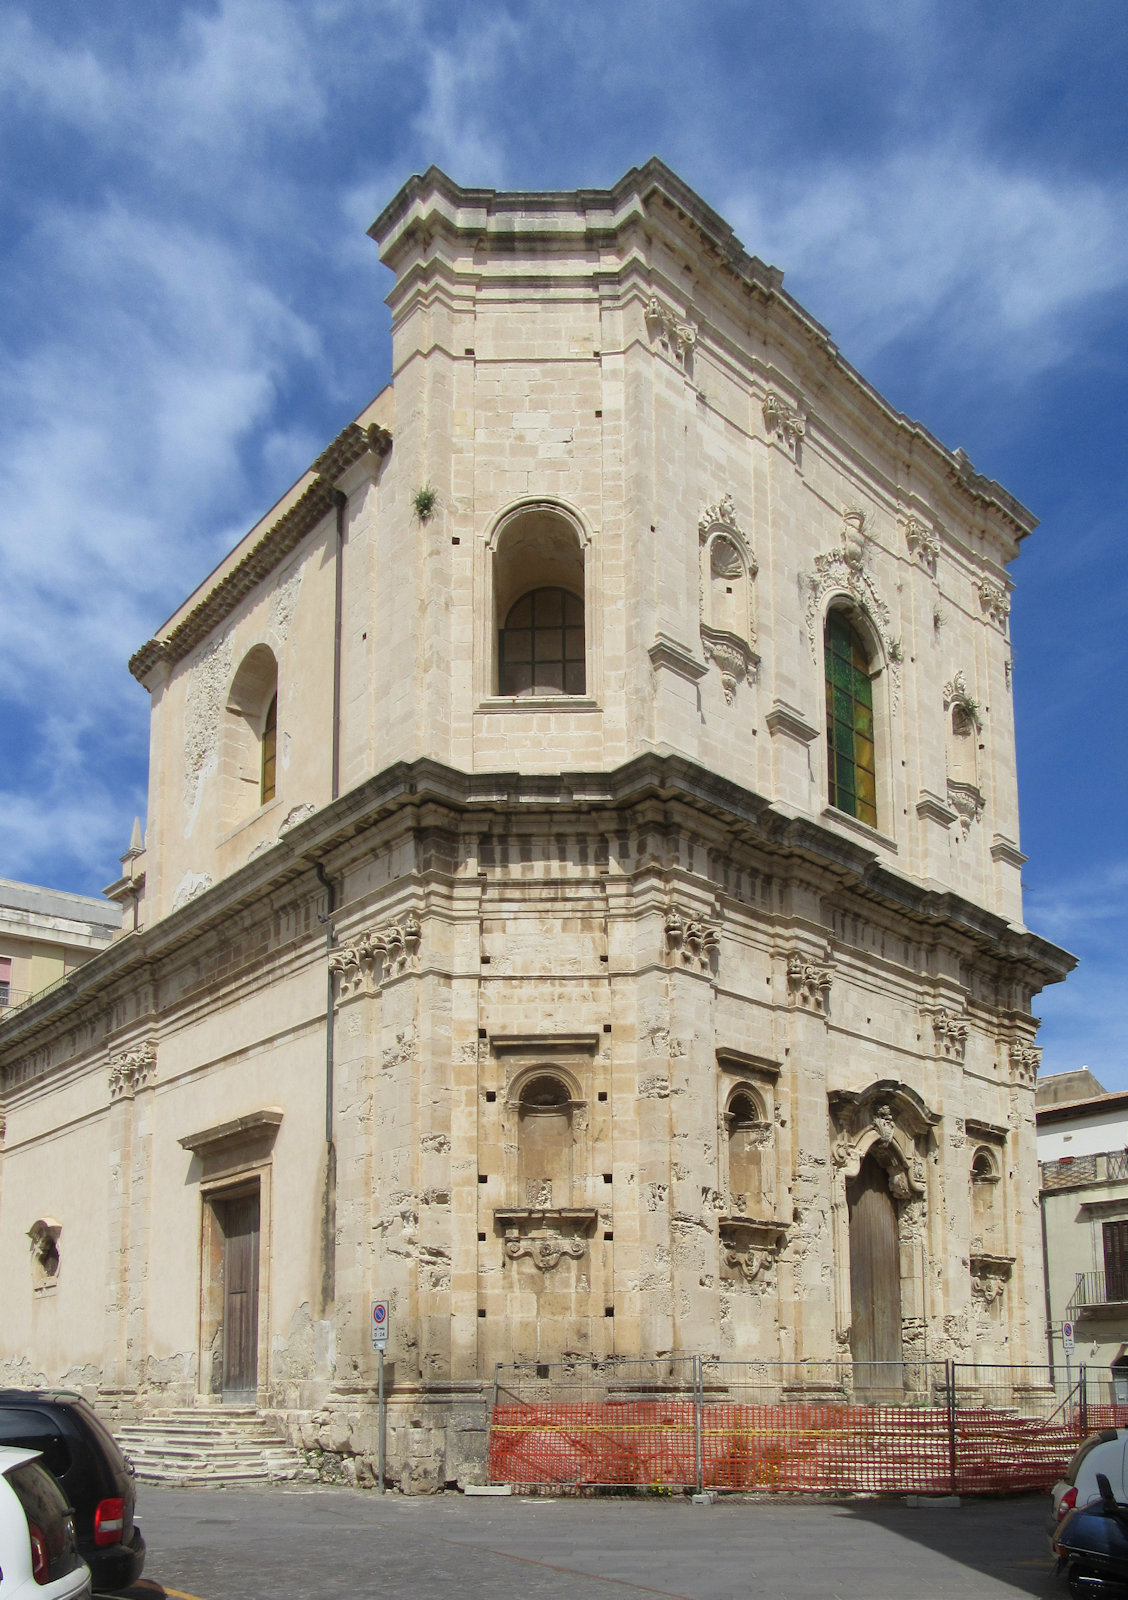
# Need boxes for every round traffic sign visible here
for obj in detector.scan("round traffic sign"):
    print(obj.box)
[373,1303,387,1324]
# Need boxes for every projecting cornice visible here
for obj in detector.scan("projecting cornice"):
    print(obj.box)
[371,159,1036,541]
[128,421,391,685]
[0,754,1076,1059]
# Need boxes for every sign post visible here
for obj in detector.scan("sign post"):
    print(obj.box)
[371,1301,389,1494]
[1063,1320,1075,1416]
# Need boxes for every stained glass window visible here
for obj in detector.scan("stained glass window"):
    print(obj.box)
[261,693,277,804]
[498,587,585,696]
[825,611,876,828]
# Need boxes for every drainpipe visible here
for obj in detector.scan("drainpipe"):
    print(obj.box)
[331,490,346,803]
[316,858,337,1311]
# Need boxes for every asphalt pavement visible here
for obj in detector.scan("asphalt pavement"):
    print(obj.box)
[111,1483,1063,1600]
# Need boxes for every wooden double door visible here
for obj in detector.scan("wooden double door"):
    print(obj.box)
[218,1191,260,1400]
[847,1155,903,1394]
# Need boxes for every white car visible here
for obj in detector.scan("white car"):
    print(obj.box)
[0,1446,91,1599]
[1051,1428,1128,1527]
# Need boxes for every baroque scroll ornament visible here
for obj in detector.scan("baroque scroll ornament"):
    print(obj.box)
[761,391,806,449]
[504,1232,586,1272]
[645,296,697,364]
[905,515,941,568]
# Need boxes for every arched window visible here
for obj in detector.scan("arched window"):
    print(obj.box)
[517,1073,574,1207]
[499,588,585,697]
[825,610,877,828]
[261,693,277,804]
[725,1089,766,1214]
[223,645,279,827]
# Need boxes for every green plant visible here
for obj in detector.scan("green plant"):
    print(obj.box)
[412,485,438,523]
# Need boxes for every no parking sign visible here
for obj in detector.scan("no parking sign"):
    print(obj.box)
[1063,1320,1075,1356]
[371,1299,389,1351]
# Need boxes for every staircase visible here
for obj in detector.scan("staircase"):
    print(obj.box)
[115,1407,312,1486]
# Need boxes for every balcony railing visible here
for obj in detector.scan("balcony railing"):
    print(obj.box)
[1042,1150,1128,1190]
[1069,1270,1128,1317]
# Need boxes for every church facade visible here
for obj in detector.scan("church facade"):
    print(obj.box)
[0,162,1072,1489]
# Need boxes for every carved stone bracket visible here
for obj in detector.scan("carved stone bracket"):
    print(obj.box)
[978,579,1011,631]
[496,1208,597,1272]
[645,296,697,365]
[931,1008,970,1061]
[1009,1042,1041,1087]
[905,515,941,570]
[665,906,720,972]
[786,952,832,1013]
[329,912,421,998]
[719,1216,788,1287]
[762,391,806,452]
[700,627,759,702]
[108,1040,157,1100]
[970,1253,1013,1305]
[946,780,986,837]
[942,670,982,732]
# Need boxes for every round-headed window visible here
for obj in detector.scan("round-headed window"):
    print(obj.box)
[499,588,585,697]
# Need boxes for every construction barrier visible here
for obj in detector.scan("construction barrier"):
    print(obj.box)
[487,1359,1095,1495]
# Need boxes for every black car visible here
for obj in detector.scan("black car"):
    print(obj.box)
[0,1391,144,1592]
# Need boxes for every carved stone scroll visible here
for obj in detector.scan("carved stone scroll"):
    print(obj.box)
[786,952,832,1013]
[645,296,697,365]
[905,515,941,569]
[665,907,720,972]
[762,391,806,450]
[719,1216,787,1288]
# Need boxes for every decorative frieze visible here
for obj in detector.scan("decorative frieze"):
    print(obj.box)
[329,913,421,998]
[645,296,697,365]
[665,907,720,971]
[108,1041,157,1100]
[786,953,832,1012]
[932,1009,970,1061]
[761,390,806,451]
[978,578,1011,630]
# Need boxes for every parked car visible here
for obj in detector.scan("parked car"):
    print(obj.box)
[0,1445,91,1598]
[0,1394,143,1593]
[1052,1470,1128,1598]
[1052,1430,1128,1529]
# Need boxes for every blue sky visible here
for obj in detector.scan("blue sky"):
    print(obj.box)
[1,0,1125,1081]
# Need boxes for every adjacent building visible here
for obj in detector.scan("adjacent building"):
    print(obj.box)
[0,879,118,1013]
[1039,1070,1128,1396]
[0,162,1073,1489]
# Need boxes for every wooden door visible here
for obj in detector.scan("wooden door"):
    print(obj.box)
[221,1192,260,1399]
[847,1155,902,1393]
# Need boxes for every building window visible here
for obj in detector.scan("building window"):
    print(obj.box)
[498,588,585,697]
[0,956,10,1007]
[825,609,877,827]
[724,1088,767,1214]
[261,693,277,803]
[1104,1220,1128,1301]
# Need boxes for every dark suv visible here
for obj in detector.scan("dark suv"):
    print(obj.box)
[0,1391,145,1592]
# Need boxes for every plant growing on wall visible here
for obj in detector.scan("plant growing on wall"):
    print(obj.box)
[412,485,438,523]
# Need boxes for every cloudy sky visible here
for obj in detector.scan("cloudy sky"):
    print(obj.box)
[1,0,1125,1082]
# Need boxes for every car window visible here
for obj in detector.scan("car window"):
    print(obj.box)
[1066,1430,1120,1484]
[4,1460,81,1580]
[0,1412,71,1478]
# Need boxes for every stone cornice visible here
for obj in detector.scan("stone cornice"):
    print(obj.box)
[371,160,1035,542]
[0,753,1075,1057]
[128,422,391,685]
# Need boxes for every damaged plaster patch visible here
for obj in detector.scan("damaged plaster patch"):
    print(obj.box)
[183,636,232,826]
[172,870,213,911]
[638,1074,671,1099]
[270,565,303,641]
[381,1025,417,1071]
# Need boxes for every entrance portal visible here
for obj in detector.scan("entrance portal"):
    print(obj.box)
[846,1153,902,1396]
[219,1191,260,1400]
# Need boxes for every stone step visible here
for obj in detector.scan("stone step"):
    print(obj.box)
[113,1409,306,1487]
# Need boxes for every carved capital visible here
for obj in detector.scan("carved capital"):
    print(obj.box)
[645,296,697,364]
[932,1008,970,1061]
[330,912,422,998]
[762,390,806,451]
[665,906,720,972]
[970,1253,1013,1305]
[978,578,1011,630]
[1009,1041,1041,1086]
[108,1040,157,1100]
[786,951,832,1012]
[905,515,941,568]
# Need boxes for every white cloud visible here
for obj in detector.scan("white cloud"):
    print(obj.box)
[723,143,1128,377]
[408,14,522,188]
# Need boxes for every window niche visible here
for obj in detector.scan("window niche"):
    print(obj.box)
[698,497,758,703]
[488,502,591,701]
[943,671,985,835]
[970,1146,1000,1250]
[715,1051,786,1288]
[222,645,280,828]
